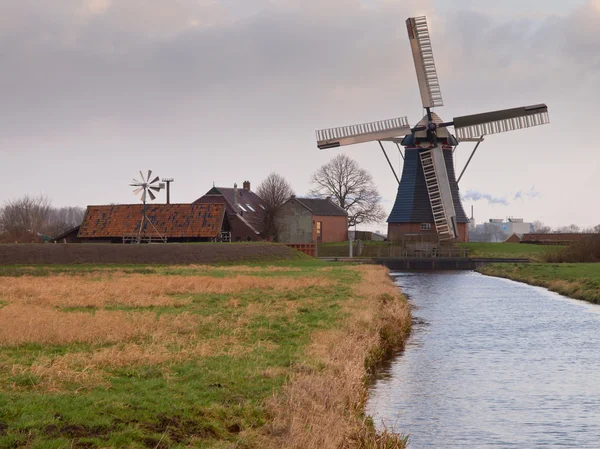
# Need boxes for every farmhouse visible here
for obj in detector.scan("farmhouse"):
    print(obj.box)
[277,196,348,244]
[194,181,267,242]
[76,203,228,243]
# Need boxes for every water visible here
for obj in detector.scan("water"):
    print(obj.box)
[366,271,600,448]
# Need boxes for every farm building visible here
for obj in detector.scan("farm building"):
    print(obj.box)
[194,181,267,242]
[504,233,523,243]
[75,203,228,243]
[276,196,348,244]
[521,233,595,245]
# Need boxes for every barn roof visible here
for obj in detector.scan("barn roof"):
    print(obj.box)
[194,186,265,235]
[78,203,226,238]
[292,198,348,217]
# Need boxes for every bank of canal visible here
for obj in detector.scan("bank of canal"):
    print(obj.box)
[367,271,600,448]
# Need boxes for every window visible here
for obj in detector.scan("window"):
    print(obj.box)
[259,204,266,210]
[238,205,247,212]
[420,223,432,231]
[316,221,323,242]
[246,204,255,212]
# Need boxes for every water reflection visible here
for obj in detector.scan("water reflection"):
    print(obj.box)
[366,271,600,448]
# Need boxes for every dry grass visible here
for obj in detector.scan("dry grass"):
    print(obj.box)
[264,265,411,449]
[0,273,332,308]
[0,305,200,346]
[0,263,411,447]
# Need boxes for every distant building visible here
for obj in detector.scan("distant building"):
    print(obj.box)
[277,197,348,244]
[504,233,523,244]
[521,233,595,245]
[194,181,267,242]
[76,203,228,243]
[470,218,533,243]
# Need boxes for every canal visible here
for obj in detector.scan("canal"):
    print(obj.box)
[366,271,600,448]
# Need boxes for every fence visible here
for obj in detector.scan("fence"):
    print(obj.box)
[317,241,469,259]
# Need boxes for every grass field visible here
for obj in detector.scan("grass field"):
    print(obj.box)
[0,261,410,449]
[478,263,600,304]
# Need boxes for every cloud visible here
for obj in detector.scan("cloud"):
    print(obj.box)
[462,190,509,206]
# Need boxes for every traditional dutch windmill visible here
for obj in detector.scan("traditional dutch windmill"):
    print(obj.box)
[316,16,549,242]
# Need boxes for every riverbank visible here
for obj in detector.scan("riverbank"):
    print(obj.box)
[0,261,410,448]
[478,263,600,304]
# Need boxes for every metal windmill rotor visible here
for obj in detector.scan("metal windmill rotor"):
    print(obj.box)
[130,170,162,204]
[315,16,550,241]
[129,170,165,243]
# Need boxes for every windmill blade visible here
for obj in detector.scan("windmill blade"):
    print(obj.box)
[148,190,156,201]
[149,176,160,185]
[149,186,161,192]
[147,170,152,182]
[453,104,549,140]
[130,183,143,187]
[139,171,146,183]
[141,190,147,203]
[420,148,458,240]
[316,117,411,149]
[406,16,443,109]
[133,187,144,195]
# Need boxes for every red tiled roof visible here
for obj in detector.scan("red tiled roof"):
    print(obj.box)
[79,203,225,238]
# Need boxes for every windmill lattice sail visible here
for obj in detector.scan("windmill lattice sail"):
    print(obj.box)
[420,149,457,240]
[406,16,443,109]
[316,117,411,149]
[453,104,549,139]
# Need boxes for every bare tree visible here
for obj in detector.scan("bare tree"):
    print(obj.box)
[256,172,295,240]
[555,224,580,234]
[0,197,86,242]
[531,220,552,234]
[595,224,600,234]
[0,195,52,242]
[310,154,385,228]
[45,206,86,237]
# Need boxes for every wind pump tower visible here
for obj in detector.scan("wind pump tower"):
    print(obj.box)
[316,16,549,242]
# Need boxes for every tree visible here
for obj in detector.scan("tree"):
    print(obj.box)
[555,224,580,234]
[0,196,86,242]
[256,172,295,240]
[310,154,385,228]
[0,195,51,241]
[45,206,86,237]
[531,220,552,234]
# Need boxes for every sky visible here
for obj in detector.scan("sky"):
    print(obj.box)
[1,0,599,232]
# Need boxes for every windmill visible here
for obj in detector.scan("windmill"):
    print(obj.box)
[315,16,549,242]
[129,170,166,243]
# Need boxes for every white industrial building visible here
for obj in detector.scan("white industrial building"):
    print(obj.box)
[469,218,533,242]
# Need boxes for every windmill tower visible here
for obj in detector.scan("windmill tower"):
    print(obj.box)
[316,16,549,242]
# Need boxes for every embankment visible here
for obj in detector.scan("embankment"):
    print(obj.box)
[0,242,302,265]
[478,263,600,304]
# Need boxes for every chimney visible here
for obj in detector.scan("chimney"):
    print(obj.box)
[233,183,238,208]
[243,180,250,191]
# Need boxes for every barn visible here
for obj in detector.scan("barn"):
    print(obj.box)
[76,203,228,243]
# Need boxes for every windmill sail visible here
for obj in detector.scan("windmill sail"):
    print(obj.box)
[453,104,549,139]
[420,148,457,240]
[316,117,411,149]
[406,16,443,109]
